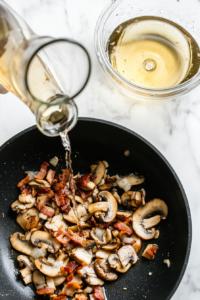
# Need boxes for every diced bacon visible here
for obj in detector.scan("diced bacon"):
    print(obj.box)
[55,228,63,237]
[75,294,88,300]
[90,175,97,181]
[58,169,69,184]
[59,282,82,296]
[106,177,115,183]
[63,261,79,275]
[35,162,49,180]
[65,229,86,246]
[77,174,90,187]
[40,206,55,217]
[77,187,92,201]
[46,169,56,184]
[55,190,65,207]
[36,191,54,210]
[17,175,30,188]
[54,182,64,191]
[146,246,158,258]
[67,274,74,282]
[53,297,67,300]
[63,185,71,196]
[36,288,54,295]
[60,198,71,214]
[94,287,105,300]
[21,185,32,195]
[114,222,132,236]
[56,233,70,245]
[38,186,51,195]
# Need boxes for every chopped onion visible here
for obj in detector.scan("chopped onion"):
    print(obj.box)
[32,247,47,259]
[103,161,109,168]
[116,178,131,192]
[49,156,59,167]
[54,261,64,268]
[25,171,38,181]
[164,259,170,268]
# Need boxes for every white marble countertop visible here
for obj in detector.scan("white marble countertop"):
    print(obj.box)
[1,0,200,299]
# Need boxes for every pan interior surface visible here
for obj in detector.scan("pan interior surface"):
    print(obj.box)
[0,118,191,300]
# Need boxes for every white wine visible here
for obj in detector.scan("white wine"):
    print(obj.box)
[108,17,200,89]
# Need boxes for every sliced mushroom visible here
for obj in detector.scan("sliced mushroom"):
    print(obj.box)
[10,232,35,255]
[112,229,119,238]
[31,231,61,253]
[97,191,118,223]
[88,202,108,214]
[18,194,35,204]
[46,276,56,290]
[35,179,51,187]
[95,249,113,259]
[47,254,56,263]
[54,276,67,286]
[32,247,47,259]
[17,255,34,271]
[132,199,168,240]
[35,257,69,277]
[63,208,78,224]
[117,174,145,192]
[98,183,113,191]
[81,181,96,191]
[45,214,68,232]
[83,239,97,251]
[16,208,39,231]
[92,161,106,185]
[112,189,121,205]
[11,200,34,213]
[33,270,46,290]
[19,267,32,285]
[92,187,99,202]
[77,204,91,222]
[123,233,142,254]
[116,210,133,219]
[142,215,161,229]
[102,237,121,251]
[116,263,132,273]
[85,276,104,286]
[77,265,96,279]
[121,189,145,208]
[117,245,138,267]
[94,258,118,281]
[70,247,93,265]
[90,228,107,245]
[108,254,120,269]
[142,244,158,260]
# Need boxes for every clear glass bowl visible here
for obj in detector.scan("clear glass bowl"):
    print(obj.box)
[95,0,200,100]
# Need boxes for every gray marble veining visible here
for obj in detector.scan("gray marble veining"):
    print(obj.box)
[1,0,200,299]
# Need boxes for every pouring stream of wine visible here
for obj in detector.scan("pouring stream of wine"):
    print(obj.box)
[60,131,81,231]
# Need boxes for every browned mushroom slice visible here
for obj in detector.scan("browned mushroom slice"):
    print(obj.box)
[142,215,161,229]
[116,210,133,219]
[31,231,61,253]
[142,244,158,260]
[11,200,34,213]
[108,254,132,273]
[92,187,99,202]
[94,258,118,281]
[63,208,78,223]
[46,276,56,291]
[91,161,106,185]
[116,263,132,273]
[18,194,35,204]
[54,276,67,286]
[132,199,168,240]
[19,267,32,284]
[35,257,69,277]
[97,191,118,223]
[117,245,138,267]
[121,232,142,254]
[70,247,93,265]
[101,237,121,251]
[98,183,113,191]
[116,174,145,192]
[16,208,39,231]
[88,202,108,214]
[95,249,114,259]
[10,232,35,256]
[85,276,104,286]
[112,189,121,205]
[121,189,146,208]
[17,255,34,271]
[33,270,46,290]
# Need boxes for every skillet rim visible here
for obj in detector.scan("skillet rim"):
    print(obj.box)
[0,117,192,300]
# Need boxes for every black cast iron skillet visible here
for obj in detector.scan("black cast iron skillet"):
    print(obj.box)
[0,118,191,300]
